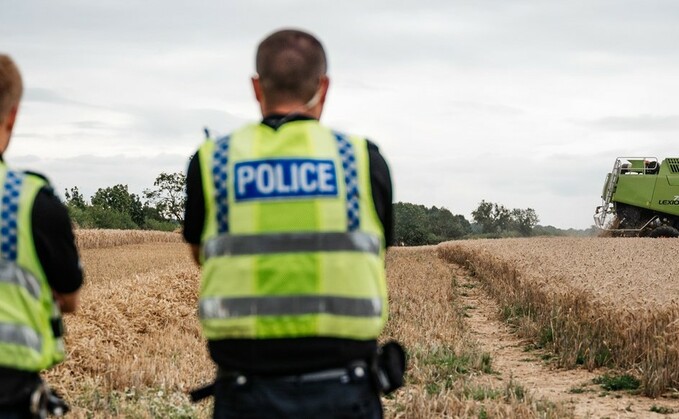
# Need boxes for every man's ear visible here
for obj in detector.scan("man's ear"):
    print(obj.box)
[319,75,330,106]
[251,75,263,104]
[3,105,18,133]
[0,105,19,152]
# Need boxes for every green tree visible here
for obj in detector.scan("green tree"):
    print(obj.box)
[472,200,540,237]
[394,202,430,245]
[471,200,493,233]
[143,172,186,222]
[493,204,512,233]
[472,200,511,234]
[451,214,473,238]
[91,184,144,228]
[510,208,540,236]
[394,202,471,245]
[427,206,471,241]
[64,186,87,209]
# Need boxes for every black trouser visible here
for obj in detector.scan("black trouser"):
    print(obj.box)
[213,364,383,419]
[0,403,32,419]
[0,374,67,419]
[0,374,37,419]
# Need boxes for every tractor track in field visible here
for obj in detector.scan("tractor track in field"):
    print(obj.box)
[454,264,679,419]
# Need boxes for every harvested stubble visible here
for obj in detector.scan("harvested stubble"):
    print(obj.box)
[437,237,679,397]
[382,247,570,418]
[75,229,182,250]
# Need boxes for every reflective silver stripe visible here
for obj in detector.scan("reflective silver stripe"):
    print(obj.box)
[200,296,382,319]
[204,231,381,259]
[0,260,42,300]
[0,322,42,353]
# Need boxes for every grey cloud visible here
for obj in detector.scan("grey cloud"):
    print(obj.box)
[2,1,326,49]
[445,152,606,222]
[24,88,80,105]
[491,166,593,198]
[576,115,679,131]
[71,120,116,130]
[23,104,246,149]
[5,1,679,72]
[9,153,190,199]
[447,101,524,117]
[23,88,105,110]
[340,1,679,70]
[11,133,41,139]
[333,79,385,92]
[120,107,248,144]
[4,0,679,231]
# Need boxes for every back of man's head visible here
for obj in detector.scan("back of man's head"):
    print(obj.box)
[0,54,23,123]
[256,29,327,107]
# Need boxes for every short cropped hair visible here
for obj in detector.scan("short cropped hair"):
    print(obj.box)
[256,29,327,106]
[0,54,23,121]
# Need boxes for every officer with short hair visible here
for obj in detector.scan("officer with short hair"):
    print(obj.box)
[184,28,394,418]
[0,54,83,418]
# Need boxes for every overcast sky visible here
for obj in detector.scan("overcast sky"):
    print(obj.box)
[2,0,679,229]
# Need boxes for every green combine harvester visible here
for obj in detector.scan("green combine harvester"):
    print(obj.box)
[594,157,679,237]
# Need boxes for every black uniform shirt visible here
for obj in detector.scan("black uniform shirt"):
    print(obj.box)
[0,159,83,400]
[183,115,393,374]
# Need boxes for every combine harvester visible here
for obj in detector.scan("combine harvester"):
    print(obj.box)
[594,157,679,237]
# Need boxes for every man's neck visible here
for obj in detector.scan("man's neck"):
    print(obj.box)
[261,113,316,130]
[261,102,322,120]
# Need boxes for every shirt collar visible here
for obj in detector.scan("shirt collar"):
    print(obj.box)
[261,114,316,130]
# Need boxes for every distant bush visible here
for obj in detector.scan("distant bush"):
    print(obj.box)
[144,218,179,232]
[68,206,138,230]
[67,206,96,229]
[89,207,139,229]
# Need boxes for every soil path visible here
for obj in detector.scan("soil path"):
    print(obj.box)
[454,264,679,419]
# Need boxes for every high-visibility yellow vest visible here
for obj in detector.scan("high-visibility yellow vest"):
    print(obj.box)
[197,120,388,340]
[0,163,64,371]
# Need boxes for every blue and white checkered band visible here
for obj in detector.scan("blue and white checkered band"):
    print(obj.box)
[212,136,232,234]
[333,132,360,231]
[0,171,25,261]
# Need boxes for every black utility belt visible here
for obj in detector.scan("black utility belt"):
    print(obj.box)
[190,360,372,403]
[219,361,370,385]
[190,341,407,403]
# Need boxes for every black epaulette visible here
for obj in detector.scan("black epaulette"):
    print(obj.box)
[23,170,51,183]
[23,170,54,194]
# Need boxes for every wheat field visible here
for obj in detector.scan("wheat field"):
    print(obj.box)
[74,229,183,249]
[44,231,572,418]
[380,247,570,418]
[47,231,679,416]
[46,230,211,416]
[438,237,679,397]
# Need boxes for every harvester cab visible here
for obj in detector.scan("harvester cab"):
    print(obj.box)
[594,157,679,237]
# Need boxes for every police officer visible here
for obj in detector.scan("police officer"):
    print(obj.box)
[0,55,83,418]
[184,29,394,418]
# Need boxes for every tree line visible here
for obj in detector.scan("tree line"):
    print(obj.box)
[63,176,593,242]
[395,200,551,246]
[394,203,472,246]
[64,172,186,231]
